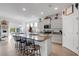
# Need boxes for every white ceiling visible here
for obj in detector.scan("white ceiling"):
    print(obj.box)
[0,3,72,24]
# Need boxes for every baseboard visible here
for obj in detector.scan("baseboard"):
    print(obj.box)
[62,45,78,56]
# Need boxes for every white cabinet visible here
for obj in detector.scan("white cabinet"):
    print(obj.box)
[52,34,62,44]
[62,4,79,55]
[38,19,50,32]
[51,18,62,29]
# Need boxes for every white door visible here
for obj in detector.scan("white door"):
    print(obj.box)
[73,16,78,54]
[73,7,79,54]
[62,16,73,50]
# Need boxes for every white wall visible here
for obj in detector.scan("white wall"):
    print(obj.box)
[50,14,62,30]
[62,4,79,54]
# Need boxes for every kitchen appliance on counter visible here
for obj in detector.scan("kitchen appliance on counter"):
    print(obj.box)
[43,29,52,34]
[44,25,52,34]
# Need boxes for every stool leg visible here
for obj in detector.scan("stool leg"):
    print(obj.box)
[39,48,41,56]
[23,43,25,55]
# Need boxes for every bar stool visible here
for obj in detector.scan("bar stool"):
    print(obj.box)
[13,35,21,50]
[31,39,41,56]
[19,36,26,55]
[25,38,41,56]
[13,35,41,56]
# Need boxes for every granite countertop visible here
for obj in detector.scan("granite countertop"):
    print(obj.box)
[14,33,52,42]
[31,34,51,42]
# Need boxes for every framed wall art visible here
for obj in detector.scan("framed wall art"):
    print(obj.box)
[63,5,74,16]
[63,8,67,16]
[66,5,74,15]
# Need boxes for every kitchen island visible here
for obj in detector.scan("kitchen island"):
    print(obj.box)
[13,33,52,56]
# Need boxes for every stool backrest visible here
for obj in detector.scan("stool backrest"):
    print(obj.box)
[13,35,21,41]
[20,36,26,43]
[26,38,35,45]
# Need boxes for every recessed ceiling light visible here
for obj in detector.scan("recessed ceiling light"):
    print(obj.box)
[41,12,44,15]
[22,8,26,11]
[54,7,58,10]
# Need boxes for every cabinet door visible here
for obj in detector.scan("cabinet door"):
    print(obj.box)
[62,16,73,49]
[73,16,78,54]
[73,7,79,54]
